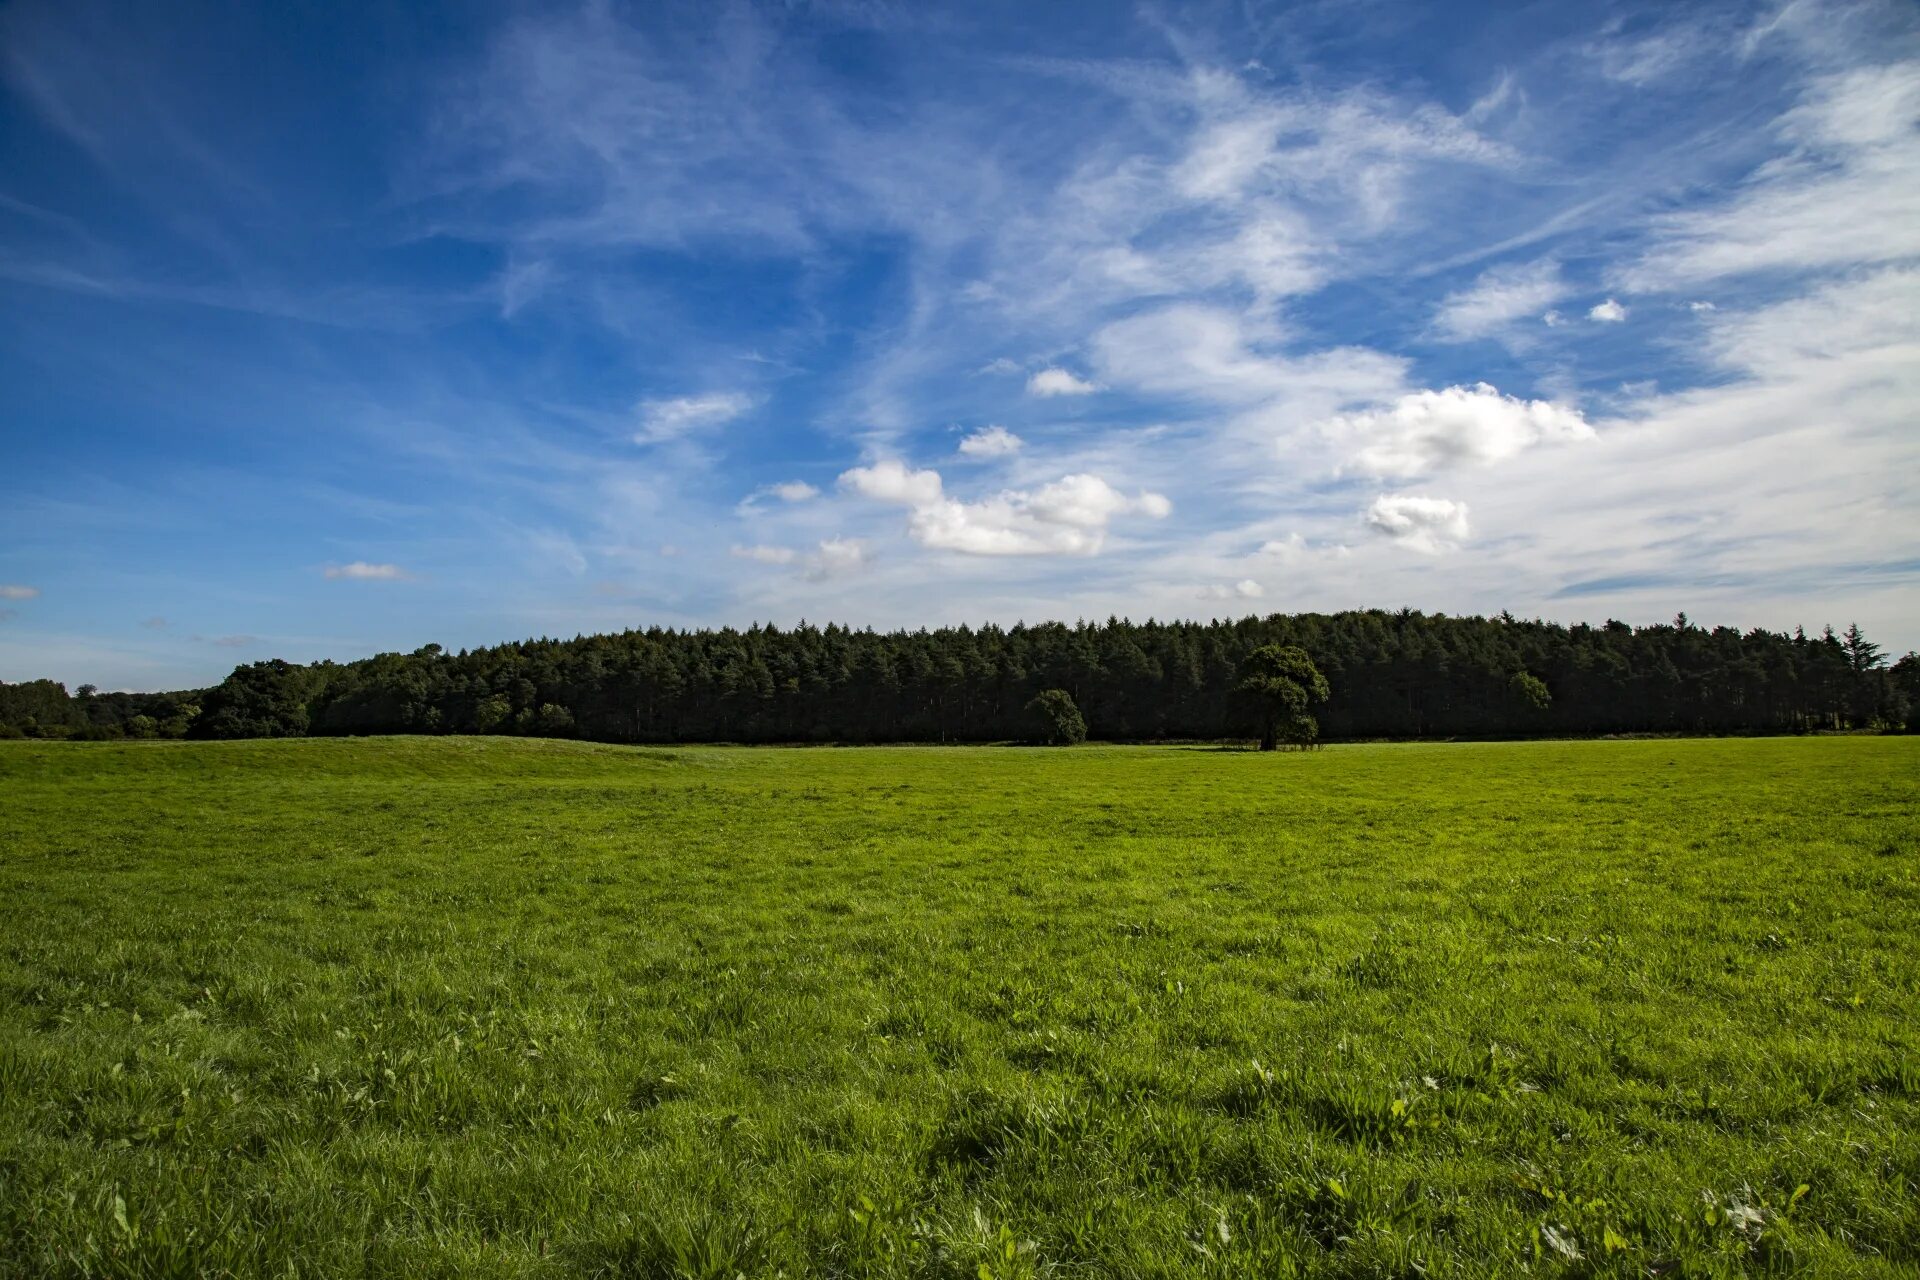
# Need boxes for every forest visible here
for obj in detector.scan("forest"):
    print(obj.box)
[4,609,1914,744]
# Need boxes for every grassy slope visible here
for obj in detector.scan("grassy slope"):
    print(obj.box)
[0,737,1915,1278]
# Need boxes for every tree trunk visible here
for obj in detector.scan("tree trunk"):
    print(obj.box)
[1259,724,1276,752]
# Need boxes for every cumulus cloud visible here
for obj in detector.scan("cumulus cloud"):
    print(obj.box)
[840,459,946,507]
[1431,260,1568,341]
[1199,578,1264,600]
[840,462,1170,556]
[1364,494,1470,553]
[0,585,39,600]
[957,425,1023,458]
[324,562,410,581]
[634,391,753,443]
[1026,367,1099,397]
[1588,298,1628,323]
[1327,382,1594,478]
[808,537,869,579]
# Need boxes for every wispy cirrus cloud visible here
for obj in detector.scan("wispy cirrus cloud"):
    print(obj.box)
[635,392,755,444]
[1431,260,1569,341]
[323,562,410,581]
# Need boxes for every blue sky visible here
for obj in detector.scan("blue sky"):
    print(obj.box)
[2,0,1916,691]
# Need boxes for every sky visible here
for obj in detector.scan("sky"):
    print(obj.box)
[1,0,1917,691]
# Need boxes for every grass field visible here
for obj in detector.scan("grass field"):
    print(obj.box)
[1,737,1916,1278]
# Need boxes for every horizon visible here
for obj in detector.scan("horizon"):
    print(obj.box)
[3,0,1918,692]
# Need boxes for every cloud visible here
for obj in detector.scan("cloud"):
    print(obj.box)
[1364,494,1470,553]
[1026,367,1099,397]
[1327,382,1594,478]
[732,537,870,578]
[1091,303,1406,414]
[1618,63,1920,290]
[1688,300,1717,313]
[196,634,259,649]
[1199,578,1264,599]
[808,536,869,579]
[0,585,39,600]
[978,357,1023,375]
[1431,260,1569,340]
[323,562,410,581]
[1588,298,1628,323]
[141,616,169,630]
[736,479,820,513]
[957,425,1023,458]
[841,462,1170,556]
[840,459,946,507]
[731,544,797,565]
[634,391,753,443]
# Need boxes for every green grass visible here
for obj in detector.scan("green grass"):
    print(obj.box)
[1,737,1916,1278]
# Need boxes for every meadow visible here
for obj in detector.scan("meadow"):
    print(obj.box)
[0,736,1915,1278]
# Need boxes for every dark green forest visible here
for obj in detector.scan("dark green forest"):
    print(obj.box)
[4,611,1915,744]
[7,610,1912,744]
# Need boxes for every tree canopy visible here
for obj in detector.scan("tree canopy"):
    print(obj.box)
[4,612,1914,743]
[1237,644,1330,751]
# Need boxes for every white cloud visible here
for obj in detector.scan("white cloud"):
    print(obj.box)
[1543,310,1565,327]
[1431,260,1568,340]
[1092,303,1406,413]
[1591,27,1710,86]
[731,544,797,565]
[736,479,820,514]
[1588,298,1628,323]
[1688,300,1717,313]
[1619,63,1920,290]
[1199,578,1264,599]
[808,537,869,579]
[323,562,410,581]
[841,462,1170,556]
[957,425,1023,458]
[731,537,870,579]
[0,585,39,600]
[1327,382,1594,479]
[978,357,1023,375]
[1364,494,1470,553]
[839,459,946,507]
[1026,367,1100,397]
[634,391,753,443]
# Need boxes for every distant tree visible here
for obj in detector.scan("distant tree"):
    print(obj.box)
[1238,644,1329,751]
[1892,652,1919,732]
[1026,688,1086,745]
[126,714,158,738]
[1509,671,1552,712]
[473,694,513,734]
[1841,623,1883,673]
[529,703,575,737]
[191,660,313,739]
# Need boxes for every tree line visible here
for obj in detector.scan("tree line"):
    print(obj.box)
[5,610,1913,745]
